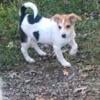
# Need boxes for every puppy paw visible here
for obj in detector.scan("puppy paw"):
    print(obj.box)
[69,49,77,56]
[39,51,47,56]
[62,61,71,67]
[26,57,35,63]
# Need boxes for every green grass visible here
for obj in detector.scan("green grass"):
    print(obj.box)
[0,0,100,70]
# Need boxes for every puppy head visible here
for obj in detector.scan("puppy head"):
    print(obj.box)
[52,13,81,35]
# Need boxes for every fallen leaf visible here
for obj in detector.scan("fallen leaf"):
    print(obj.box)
[85,95,95,100]
[36,95,56,100]
[74,86,87,95]
[82,65,95,72]
[36,96,45,100]
[63,69,69,76]
[80,72,88,79]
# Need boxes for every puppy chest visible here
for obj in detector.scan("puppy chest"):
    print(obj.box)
[53,34,71,47]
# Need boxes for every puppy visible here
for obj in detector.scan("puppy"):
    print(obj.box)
[19,2,81,67]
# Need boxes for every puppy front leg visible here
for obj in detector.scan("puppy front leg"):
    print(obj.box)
[69,39,78,55]
[53,45,71,67]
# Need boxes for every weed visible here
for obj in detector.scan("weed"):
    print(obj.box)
[0,0,100,70]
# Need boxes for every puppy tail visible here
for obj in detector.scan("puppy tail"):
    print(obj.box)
[19,2,38,23]
[20,2,38,18]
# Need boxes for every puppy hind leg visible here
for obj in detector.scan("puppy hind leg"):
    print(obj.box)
[21,42,35,63]
[31,42,46,56]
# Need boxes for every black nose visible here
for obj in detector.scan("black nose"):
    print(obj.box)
[62,34,66,38]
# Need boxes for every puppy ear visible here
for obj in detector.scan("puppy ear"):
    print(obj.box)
[69,13,82,24]
[51,14,60,23]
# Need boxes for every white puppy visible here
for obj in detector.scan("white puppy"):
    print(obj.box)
[19,2,81,67]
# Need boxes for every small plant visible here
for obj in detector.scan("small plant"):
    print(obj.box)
[0,0,100,70]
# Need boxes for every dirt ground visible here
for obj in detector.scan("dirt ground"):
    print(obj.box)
[1,49,100,100]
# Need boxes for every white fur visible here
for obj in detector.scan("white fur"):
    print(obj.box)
[20,2,78,67]
[23,2,38,18]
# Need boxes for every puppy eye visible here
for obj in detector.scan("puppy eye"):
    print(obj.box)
[66,25,70,28]
[58,25,62,29]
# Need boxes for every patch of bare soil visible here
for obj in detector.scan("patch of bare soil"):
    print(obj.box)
[1,52,100,100]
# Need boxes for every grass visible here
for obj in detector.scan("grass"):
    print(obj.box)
[0,0,100,70]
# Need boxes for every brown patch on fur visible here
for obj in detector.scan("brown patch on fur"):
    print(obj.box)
[68,13,82,24]
[52,14,62,24]
[52,13,81,29]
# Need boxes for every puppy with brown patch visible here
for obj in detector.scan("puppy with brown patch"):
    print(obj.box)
[19,2,81,67]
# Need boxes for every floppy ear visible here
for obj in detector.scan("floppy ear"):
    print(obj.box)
[69,13,82,24]
[51,14,60,23]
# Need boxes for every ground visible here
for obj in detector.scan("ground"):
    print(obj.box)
[0,0,100,100]
[2,63,100,100]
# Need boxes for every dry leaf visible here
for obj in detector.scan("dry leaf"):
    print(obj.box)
[36,95,56,100]
[36,96,45,100]
[74,86,87,95]
[85,95,95,100]
[63,69,69,76]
